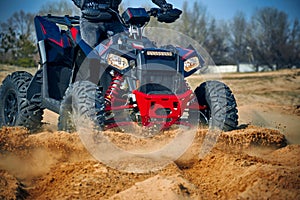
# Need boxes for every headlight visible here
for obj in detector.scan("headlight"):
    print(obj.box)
[107,54,129,70]
[184,56,200,72]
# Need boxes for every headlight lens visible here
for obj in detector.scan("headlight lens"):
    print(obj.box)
[107,54,129,70]
[184,56,200,72]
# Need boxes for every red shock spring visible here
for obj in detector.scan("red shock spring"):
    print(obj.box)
[104,72,124,108]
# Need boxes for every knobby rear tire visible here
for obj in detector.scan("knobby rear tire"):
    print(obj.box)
[0,71,43,132]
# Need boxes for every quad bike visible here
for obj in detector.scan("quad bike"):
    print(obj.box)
[0,6,238,133]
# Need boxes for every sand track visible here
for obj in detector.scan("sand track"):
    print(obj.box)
[0,125,299,199]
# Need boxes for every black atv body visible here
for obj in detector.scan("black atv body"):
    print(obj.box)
[0,7,238,132]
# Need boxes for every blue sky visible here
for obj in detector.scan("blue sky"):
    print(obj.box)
[0,0,299,22]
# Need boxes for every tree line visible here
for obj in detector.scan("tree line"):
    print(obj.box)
[174,1,300,71]
[0,0,299,71]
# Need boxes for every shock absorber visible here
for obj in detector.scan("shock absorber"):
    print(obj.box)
[104,71,124,109]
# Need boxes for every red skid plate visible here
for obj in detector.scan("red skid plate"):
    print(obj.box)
[133,90,193,127]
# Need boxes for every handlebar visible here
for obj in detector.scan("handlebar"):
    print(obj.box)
[148,8,182,23]
[147,8,160,17]
[42,6,182,27]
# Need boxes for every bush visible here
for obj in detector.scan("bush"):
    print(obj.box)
[14,57,36,68]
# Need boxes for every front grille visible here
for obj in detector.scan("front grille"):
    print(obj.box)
[136,51,187,94]
[138,70,186,94]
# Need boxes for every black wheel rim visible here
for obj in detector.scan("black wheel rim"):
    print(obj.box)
[4,90,18,125]
[199,109,210,125]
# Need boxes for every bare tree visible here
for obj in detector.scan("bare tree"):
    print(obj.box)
[287,19,300,68]
[1,10,35,41]
[177,1,209,45]
[204,19,230,65]
[0,10,36,65]
[229,11,248,72]
[249,7,290,70]
[38,0,80,16]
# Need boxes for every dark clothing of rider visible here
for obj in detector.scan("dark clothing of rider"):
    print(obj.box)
[72,0,171,47]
